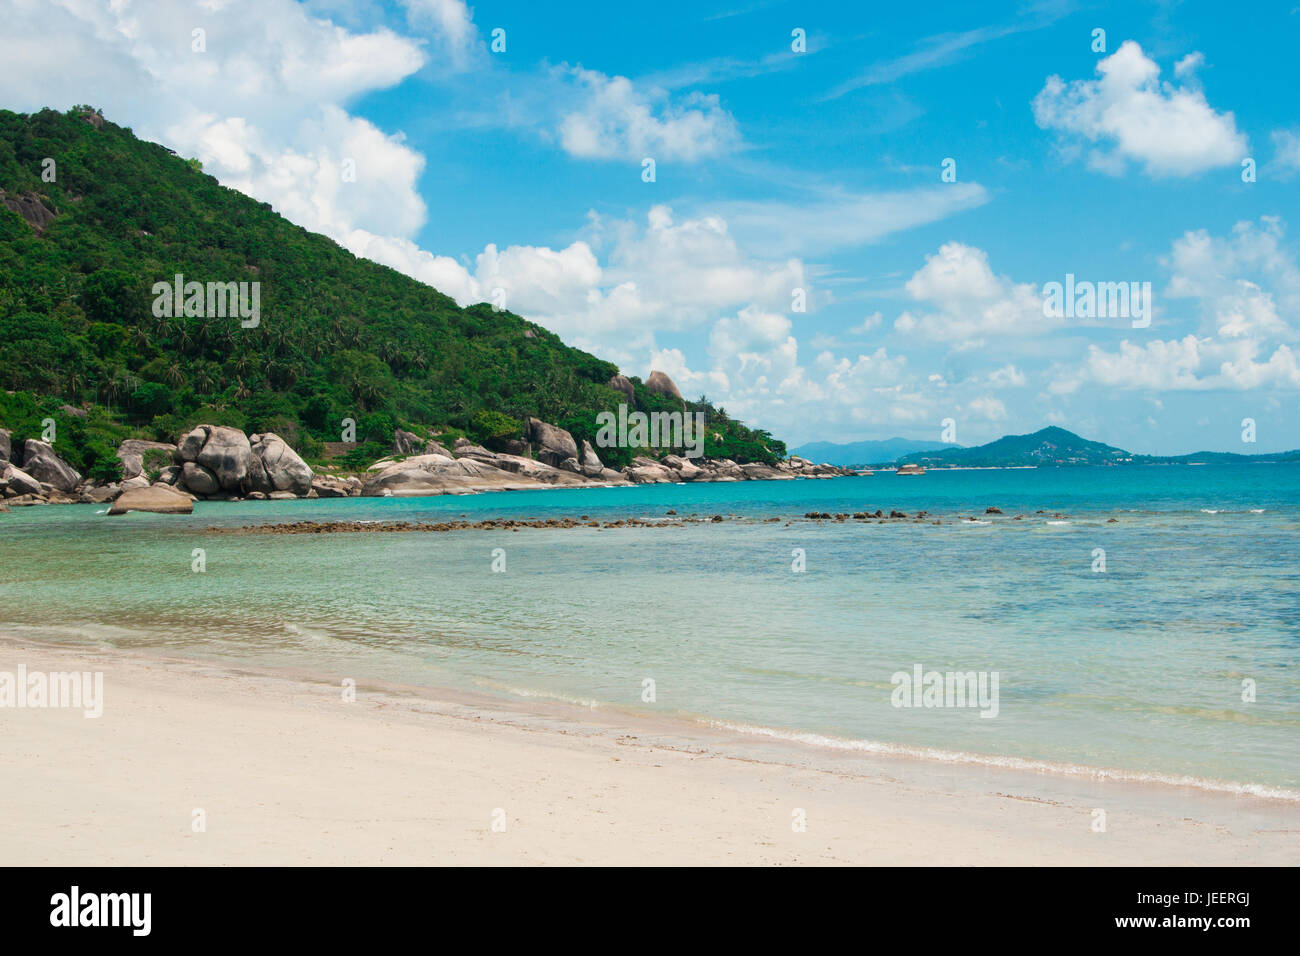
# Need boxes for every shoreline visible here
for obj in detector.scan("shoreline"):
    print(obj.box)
[2,635,1295,865]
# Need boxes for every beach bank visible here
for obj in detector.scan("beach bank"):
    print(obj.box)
[1,637,1294,866]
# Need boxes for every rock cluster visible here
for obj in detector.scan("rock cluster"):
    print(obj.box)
[1,413,853,511]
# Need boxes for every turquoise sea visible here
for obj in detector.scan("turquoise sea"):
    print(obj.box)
[2,463,1298,795]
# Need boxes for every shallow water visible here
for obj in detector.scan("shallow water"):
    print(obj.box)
[2,463,1297,793]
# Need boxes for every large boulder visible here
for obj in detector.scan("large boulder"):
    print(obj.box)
[645,370,682,400]
[0,189,57,233]
[606,374,635,405]
[393,429,426,456]
[524,417,578,467]
[116,440,178,480]
[578,440,605,478]
[249,433,313,496]
[1,462,42,497]
[108,485,194,515]
[19,439,80,492]
[662,454,703,480]
[0,428,10,463]
[452,437,498,462]
[194,426,252,492]
[362,454,526,497]
[177,426,208,462]
[311,475,361,498]
[181,462,220,495]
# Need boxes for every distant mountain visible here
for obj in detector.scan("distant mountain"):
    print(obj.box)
[898,427,1130,467]
[792,437,958,466]
[898,426,1300,467]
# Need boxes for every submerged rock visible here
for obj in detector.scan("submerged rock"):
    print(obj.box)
[108,485,194,515]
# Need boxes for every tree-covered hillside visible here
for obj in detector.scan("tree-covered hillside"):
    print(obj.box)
[0,107,784,477]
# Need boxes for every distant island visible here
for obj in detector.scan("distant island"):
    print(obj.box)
[893,426,1300,468]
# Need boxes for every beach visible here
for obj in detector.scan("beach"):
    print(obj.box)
[2,637,1294,866]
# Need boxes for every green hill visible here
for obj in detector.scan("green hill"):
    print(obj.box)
[0,106,783,480]
[898,426,1132,467]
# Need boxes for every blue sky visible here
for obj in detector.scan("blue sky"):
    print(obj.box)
[4,0,1300,452]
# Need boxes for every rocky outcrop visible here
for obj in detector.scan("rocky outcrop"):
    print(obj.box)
[311,475,363,498]
[0,428,10,463]
[181,461,220,495]
[249,432,313,496]
[0,189,57,233]
[578,440,605,477]
[18,439,81,492]
[116,440,177,480]
[108,485,194,515]
[363,454,526,497]
[606,374,635,405]
[645,370,682,400]
[524,417,578,467]
[1,462,42,497]
[452,437,499,463]
[177,425,253,493]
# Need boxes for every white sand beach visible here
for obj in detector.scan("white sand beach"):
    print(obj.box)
[1,637,1295,866]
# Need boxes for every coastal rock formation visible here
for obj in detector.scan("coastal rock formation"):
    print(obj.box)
[116,440,177,480]
[181,461,220,495]
[0,428,10,462]
[524,417,578,467]
[578,440,605,477]
[249,433,313,496]
[363,454,522,496]
[19,439,81,492]
[108,485,194,515]
[393,429,426,456]
[393,429,449,458]
[195,426,252,491]
[311,475,362,498]
[452,437,499,463]
[1,462,42,497]
[645,370,682,400]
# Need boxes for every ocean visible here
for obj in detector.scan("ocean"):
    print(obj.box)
[2,463,1297,795]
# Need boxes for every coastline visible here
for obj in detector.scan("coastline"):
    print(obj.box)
[2,635,1295,866]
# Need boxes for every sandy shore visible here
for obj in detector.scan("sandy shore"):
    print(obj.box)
[1,638,1295,865]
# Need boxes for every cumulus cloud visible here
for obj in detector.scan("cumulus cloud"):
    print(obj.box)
[0,0,441,254]
[1268,129,1300,179]
[1053,218,1300,393]
[1032,40,1247,176]
[893,242,1051,345]
[556,66,740,162]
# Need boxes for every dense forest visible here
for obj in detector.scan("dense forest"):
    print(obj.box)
[0,107,785,480]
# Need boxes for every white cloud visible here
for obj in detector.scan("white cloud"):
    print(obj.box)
[708,184,989,258]
[556,66,740,162]
[893,242,1051,345]
[1033,40,1247,176]
[1269,129,1300,179]
[0,0,439,257]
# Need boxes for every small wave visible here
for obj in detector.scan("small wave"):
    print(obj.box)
[482,679,603,709]
[1045,520,1070,526]
[1250,508,1265,514]
[1200,509,1220,514]
[707,719,1300,801]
